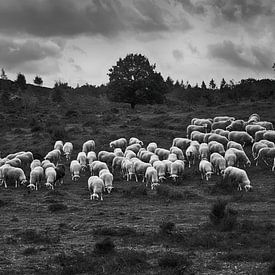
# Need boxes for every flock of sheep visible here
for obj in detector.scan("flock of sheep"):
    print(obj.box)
[0,113,274,200]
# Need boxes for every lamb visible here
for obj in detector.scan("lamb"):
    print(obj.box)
[87,151,97,165]
[226,120,246,131]
[55,164,66,185]
[199,159,213,181]
[63,142,73,161]
[114,148,124,157]
[228,131,253,147]
[254,147,275,166]
[211,120,232,130]
[199,143,209,160]
[89,161,108,176]
[54,140,64,152]
[70,160,81,181]
[226,141,244,151]
[98,151,116,166]
[245,124,266,138]
[147,142,158,153]
[28,166,44,190]
[208,141,225,156]
[263,130,275,143]
[172,138,191,152]
[109,138,127,150]
[82,140,96,154]
[125,144,141,154]
[99,169,113,193]
[210,153,226,175]
[213,116,235,123]
[228,148,251,168]
[5,158,22,168]
[145,166,159,189]
[224,149,237,167]
[44,167,57,189]
[129,137,143,146]
[223,166,252,191]
[170,160,185,181]
[3,167,27,188]
[88,176,104,200]
[153,160,166,182]
[208,133,229,148]
[133,161,151,182]
[154,148,170,161]
[44,149,61,166]
[30,159,42,170]
[186,124,208,139]
[77,151,87,171]
[170,146,185,161]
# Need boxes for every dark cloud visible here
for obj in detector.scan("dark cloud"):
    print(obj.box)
[0,0,188,37]
[172,49,184,61]
[176,0,206,15]
[207,40,274,72]
[0,37,63,69]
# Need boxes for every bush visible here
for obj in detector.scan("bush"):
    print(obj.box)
[22,246,37,256]
[123,184,147,197]
[159,221,175,235]
[94,237,115,254]
[158,252,191,273]
[46,124,67,140]
[156,185,183,200]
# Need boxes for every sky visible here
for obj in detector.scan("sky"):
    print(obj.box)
[0,0,274,88]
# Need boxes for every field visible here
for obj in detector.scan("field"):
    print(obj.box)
[0,93,274,274]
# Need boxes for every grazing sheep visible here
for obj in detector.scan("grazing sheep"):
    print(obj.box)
[77,151,87,171]
[211,120,232,130]
[87,151,97,165]
[121,158,135,181]
[208,141,225,156]
[30,159,42,170]
[70,160,81,181]
[147,142,158,153]
[224,149,238,167]
[4,167,27,188]
[0,164,13,188]
[109,138,127,150]
[5,158,22,168]
[254,130,267,142]
[5,152,25,160]
[210,153,226,175]
[252,141,269,159]
[192,118,212,131]
[63,142,73,161]
[89,161,108,176]
[140,151,154,163]
[88,176,104,200]
[228,131,253,147]
[129,137,143,146]
[186,124,208,139]
[112,156,124,174]
[170,146,185,161]
[99,169,113,193]
[16,151,34,168]
[254,147,275,166]
[247,113,260,124]
[82,140,96,154]
[199,143,209,160]
[186,142,199,167]
[98,151,116,166]
[226,120,246,131]
[45,167,56,189]
[203,133,213,143]
[133,161,151,182]
[223,166,252,191]
[153,160,166,182]
[191,131,207,143]
[228,148,251,168]
[162,160,172,176]
[208,133,229,148]
[41,160,55,170]
[55,164,66,185]
[212,129,230,139]
[199,159,213,181]
[114,148,124,157]
[54,140,64,152]
[245,124,266,138]
[155,148,170,161]
[172,138,191,152]
[124,150,136,159]
[28,166,44,190]
[213,116,235,123]
[170,160,185,182]
[226,141,243,151]
[167,153,177,163]
[145,166,159,189]
[253,121,273,130]
[263,130,275,143]
[125,144,141,154]
[149,154,160,165]
[44,149,61,166]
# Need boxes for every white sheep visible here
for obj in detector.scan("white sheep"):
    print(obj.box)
[245,124,266,138]
[254,130,267,142]
[140,151,154,163]
[253,121,273,130]
[77,151,87,171]
[87,151,97,165]
[263,130,275,143]
[153,160,166,182]
[63,142,73,161]
[226,120,246,131]
[89,161,108,176]
[5,158,22,168]
[124,150,136,159]
[247,113,260,124]
[212,129,230,139]
[170,146,185,161]
[98,151,116,166]
[28,166,44,190]
[109,138,127,150]
[129,137,143,146]
[199,159,213,181]
[223,166,252,191]
[30,159,42,170]
[172,138,191,152]
[208,133,228,148]
[154,148,170,161]
[0,164,13,188]
[167,153,178,162]
[186,124,208,139]
[149,154,160,166]
[228,148,251,168]
[82,140,96,154]
[186,143,199,167]
[224,149,237,167]
[226,141,243,151]
[99,169,114,193]
[16,152,34,168]
[88,176,104,200]
[208,141,225,156]
[162,160,172,176]
[211,120,232,130]
[192,118,212,131]
[147,142,158,153]
[114,148,124,157]
[41,160,55,170]
[125,144,141,154]
[254,147,275,166]
[54,140,64,152]
[210,153,226,175]
[3,167,27,188]
[170,160,185,181]
[213,116,235,123]
[112,156,124,174]
[45,167,56,189]
[121,158,135,181]
[70,160,81,181]
[44,149,61,166]
[228,131,253,147]
[133,161,151,182]
[190,131,207,144]
[199,143,210,160]
[145,166,159,189]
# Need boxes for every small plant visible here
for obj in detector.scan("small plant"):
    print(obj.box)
[93,226,137,237]
[94,237,115,254]
[159,221,175,235]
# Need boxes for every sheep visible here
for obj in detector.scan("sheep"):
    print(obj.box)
[77,151,87,171]
[89,161,108,176]
[213,116,235,123]
[121,158,135,181]
[199,159,213,181]
[199,143,209,160]
[208,141,225,156]
[147,142,158,153]
[125,144,141,154]
[263,130,275,143]
[129,137,143,146]
[28,166,44,190]
[70,160,81,181]
[140,151,154,163]
[87,151,97,165]
[223,166,252,191]
[16,151,34,168]
[114,148,124,157]
[254,147,275,166]
[145,166,159,189]
[170,160,185,181]
[155,148,170,161]
[211,120,232,130]
[167,153,177,162]
[186,143,199,167]
[88,176,104,200]
[109,138,127,150]
[82,140,96,154]
[226,141,244,151]
[99,169,113,193]
[208,133,228,148]
[191,131,207,143]
[210,153,226,175]
[4,167,27,188]
[226,120,246,131]
[186,124,208,139]
[0,164,13,188]
[228,131,253,147]
[203,133,213,143]
[149,154,160,166]
[253,121,273,130]
[112,156,124,174]
[170,146,185,161]
[55,164,65,185]
[245,124,266,138]
[124,150,136,159]
[211,129,230,139]
[54,140,63,152]
[228,148,251,168]
[153,160,166,182]
[30,159,42,171]
[44,149,61,166]
[5,152,25,160]
[254,129,267,142]
[133,161,151,182]
[192,118,212,132]
[252,141,269,159]
[5,158,22,168]
[63,142,73,161]
[162,160,172,176]
[172,138,191,152]
[224,149,238,167]
[258,140,275,148]
[137,148,146,159]
[247,113,260,124]
[41,160,55,170]
[98,151,116,166]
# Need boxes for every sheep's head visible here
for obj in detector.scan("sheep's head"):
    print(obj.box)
[244,183,252,192]
[106,186,113,194]
[151,182,160,190]
[45,182,54,189]
[91,193,99,200]
[27,183,36,190]
[72,175,80,181]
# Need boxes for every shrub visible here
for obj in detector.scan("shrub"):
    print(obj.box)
[22,246,37,256]
[94,237,115,254]
[156,185,183,200]
[123,184,147,197]
[159,221,175,235]
[158,252,191,273]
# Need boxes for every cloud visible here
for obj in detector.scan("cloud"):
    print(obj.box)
[207,40,274,72]
[176,0,206,15]
[0,0,191,38]
[188,43,199,54]
[172,49,184,61]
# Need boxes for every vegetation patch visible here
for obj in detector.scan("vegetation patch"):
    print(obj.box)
[0,199,8,207]
[22,246,37,256]
[93,226,137,237]
[156,184,183,200]
[48,203,68,212]
[158,252,191,273]
[159,221,176,235]
[123,183,147,197]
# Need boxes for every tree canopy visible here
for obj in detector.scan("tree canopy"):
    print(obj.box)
[34,75,43,86]
[107,53,167,108]
[16,73,27,90]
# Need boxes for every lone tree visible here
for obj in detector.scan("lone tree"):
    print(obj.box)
[209,78,216,90]
[107,53,167,109]
[16,73,27,90]
[33,75,43,86]
[1,68,8,80]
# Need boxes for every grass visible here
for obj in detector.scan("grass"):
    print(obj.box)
[123,183,148,197]
[22,246,37,256]
[93,226,137,237]
[156,184,183,200]
[94,237,115,254]
[48,203,68,212]
[159,221,176,235]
